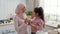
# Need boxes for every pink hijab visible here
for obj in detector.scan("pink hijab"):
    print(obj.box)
[15,3,26,19]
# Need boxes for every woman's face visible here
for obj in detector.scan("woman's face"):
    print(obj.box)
[19,5,26,13]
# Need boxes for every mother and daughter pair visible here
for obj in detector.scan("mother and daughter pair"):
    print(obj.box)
[14,3,44,34]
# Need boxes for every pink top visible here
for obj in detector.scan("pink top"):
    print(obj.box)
[13,13,28,34]
[31,17,44,33]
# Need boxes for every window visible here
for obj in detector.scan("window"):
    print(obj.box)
[44,0,58,15]
[39,0,60,22]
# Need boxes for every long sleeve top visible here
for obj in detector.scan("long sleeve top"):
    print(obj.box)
[31,17,44,33]
[13,13,28,34]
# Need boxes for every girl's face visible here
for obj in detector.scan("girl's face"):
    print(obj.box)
[32,11,38,17]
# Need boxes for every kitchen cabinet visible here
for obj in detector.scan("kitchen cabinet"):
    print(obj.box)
[0,24,17,34]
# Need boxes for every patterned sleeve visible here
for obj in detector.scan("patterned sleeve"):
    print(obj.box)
[13,16,19,32]
[37,19,44,30]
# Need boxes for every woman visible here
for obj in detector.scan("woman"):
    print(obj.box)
[13,3,28,34]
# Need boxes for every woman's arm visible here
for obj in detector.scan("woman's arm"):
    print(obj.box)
[17,18,27,31]
[13,16,19,32]
[14,17,27,32]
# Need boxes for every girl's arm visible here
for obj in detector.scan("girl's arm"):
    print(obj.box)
[30,20,44,30]
[30,22,37,29]
[37,20,44,30]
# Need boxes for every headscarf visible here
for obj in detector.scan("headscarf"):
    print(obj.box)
[15,3,26,14]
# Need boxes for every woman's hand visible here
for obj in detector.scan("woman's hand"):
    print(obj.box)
[24,18,31,25]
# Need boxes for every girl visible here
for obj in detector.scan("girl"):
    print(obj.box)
[30,7,44,34]
[13,3,28,34]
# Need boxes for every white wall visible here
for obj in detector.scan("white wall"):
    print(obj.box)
[26,0,34,11]
[0,0,26,20]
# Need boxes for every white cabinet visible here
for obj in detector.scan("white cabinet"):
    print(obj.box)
[0,25,17,34]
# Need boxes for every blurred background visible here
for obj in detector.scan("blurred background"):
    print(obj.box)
[0,0,60,34]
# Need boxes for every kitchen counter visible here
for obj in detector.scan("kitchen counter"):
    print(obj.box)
[0,23,13,26]
[0,21,14,26]
[0,21,59,34]
[0,24,17,34]
[45,21,60,29]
